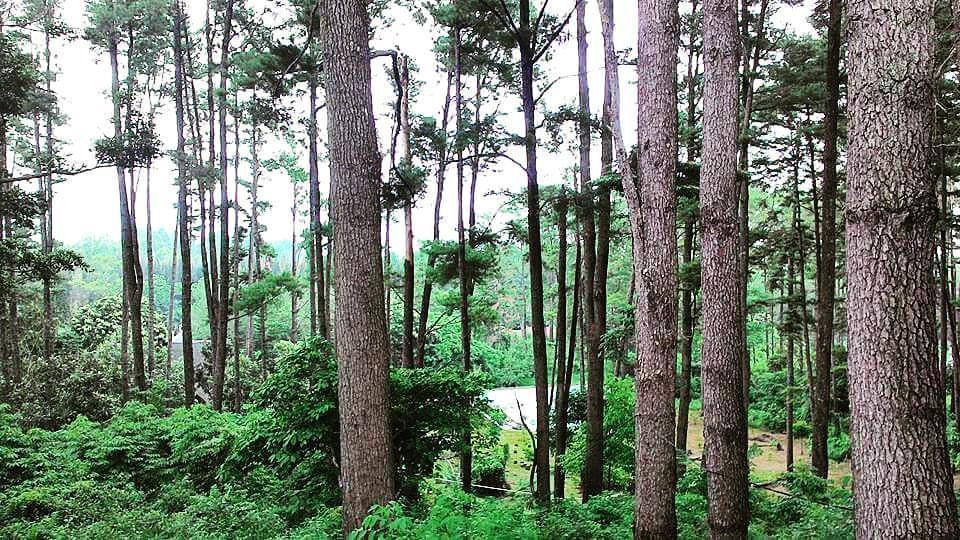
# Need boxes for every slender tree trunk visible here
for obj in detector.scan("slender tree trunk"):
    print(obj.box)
[400,55,416,370]
[319,0,395,532]
[211,0,235,411]
[291,182,300,342]
[109,38,146,392]
[580,0,602,502]
[516,0,551,505]
[145,161,157,375]
[677,0,701,455]
[173,2,195,407]
[415,70,452,368]
[166,221,178,379]
[308,74,323,338]
[700,0,750,534]
[786,256,795,472]
[810,0,840,480]
[553,223,583,499]
[845,1,958,535]
[449,33,473,491]
[552,195,569,499]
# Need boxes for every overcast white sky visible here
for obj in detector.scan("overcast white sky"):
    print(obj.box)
[14,0,815,250]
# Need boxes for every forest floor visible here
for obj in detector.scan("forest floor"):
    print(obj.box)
[500,410,853,497]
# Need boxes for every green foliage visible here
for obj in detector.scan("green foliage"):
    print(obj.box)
[60,294,166,352]
[224,336,492,520]
[747,368,809,436]
[563,378,635,490]
[0,33,38,120]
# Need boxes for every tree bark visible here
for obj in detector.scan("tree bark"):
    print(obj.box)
[811,0,840,479]
[400,55,416,370]
[845,1,959,535]
[319,0,395,532]
[633,0,680,534]
[517,0,551,505]
[581,0,602,502]
[553,195,569,499]
[700,0,750,535]
[173,0,195,407]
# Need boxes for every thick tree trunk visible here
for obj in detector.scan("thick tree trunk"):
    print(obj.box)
[845,1,958,535]
[633,0,680,534]
[319,0,395,532]
[700,0,750,535]
[811,0,840,479]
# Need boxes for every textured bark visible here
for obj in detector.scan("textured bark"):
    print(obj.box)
[700,0,750,535]
[212,0,235,411]
[319,0,395,532]
[516,0,551,505]
[581,0,602,502]
[634,0,680,534]
[173,1,195,406]
[811,0,840,479]
[845,1,959,535]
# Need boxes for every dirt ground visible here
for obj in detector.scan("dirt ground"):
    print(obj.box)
[499,410,854,496]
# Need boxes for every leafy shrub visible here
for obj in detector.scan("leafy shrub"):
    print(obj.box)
[224,336,493,520]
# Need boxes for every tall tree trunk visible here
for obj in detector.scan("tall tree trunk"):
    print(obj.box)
[232,103,242,410]
[452,34,473,492]
[517,0,551,505]
[845,1,958,534]
[400,55,416,370]
[173,2,195,406]
[319,0,395,532]
[291,181,300,342]
[786,256,795,472]
[415,69,452,368]
[110,38,146,392]
[165,220,178,379]
[736,0,769,412]
[580,0,602,502]
[632,0,680,533]
[553,195,569,499]
[212,0,235,411]
[811,0,840,479]
[308,74,324,338]
[553,223,583,499]
[700,0,750,535]
[677,0,701,455]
